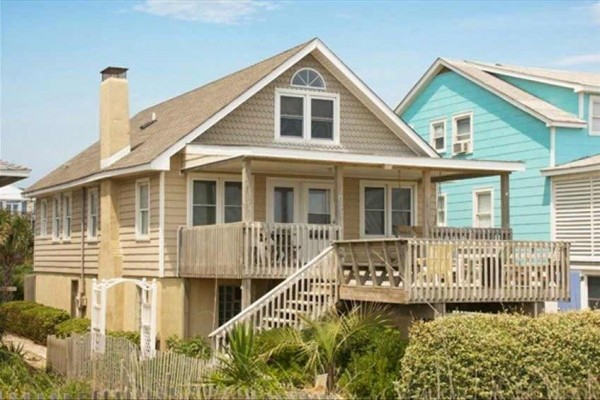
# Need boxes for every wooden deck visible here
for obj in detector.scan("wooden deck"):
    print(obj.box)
[178,222,341,279]
[335,238,570,304]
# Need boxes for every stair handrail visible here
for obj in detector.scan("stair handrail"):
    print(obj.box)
[208,246,336,347]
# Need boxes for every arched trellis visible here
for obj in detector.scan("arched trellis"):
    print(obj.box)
[91,278,157,359]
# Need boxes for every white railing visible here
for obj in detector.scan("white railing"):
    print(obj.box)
[209,247,338,352]
[178,222,340,278]
[335,239,570,304]
[430,227,512,240]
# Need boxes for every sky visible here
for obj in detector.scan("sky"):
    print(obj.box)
[1,0,599,187]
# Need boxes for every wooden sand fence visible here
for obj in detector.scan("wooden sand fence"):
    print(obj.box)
[46,333,216,398]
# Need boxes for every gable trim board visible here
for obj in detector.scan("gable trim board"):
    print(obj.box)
[395,58,587,129]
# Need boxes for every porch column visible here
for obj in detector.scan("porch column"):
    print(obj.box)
[334,165,344,239]
[500,173,510,229]
[422,170,432,238]
[241,158,254,309]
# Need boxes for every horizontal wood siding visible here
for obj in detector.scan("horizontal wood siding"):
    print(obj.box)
[164,157,187,276]
[195,55,416,156]
[401,71,551,240]
[119,175,160,276]
[34,189,100,275]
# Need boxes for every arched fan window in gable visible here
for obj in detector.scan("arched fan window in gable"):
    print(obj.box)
[290,68,326,89]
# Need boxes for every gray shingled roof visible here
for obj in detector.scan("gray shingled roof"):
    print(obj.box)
[443,59,587,126]
[26,40,311,193]
[468,61,600,90]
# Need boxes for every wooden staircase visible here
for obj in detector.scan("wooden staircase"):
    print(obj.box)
[208,247,338,351]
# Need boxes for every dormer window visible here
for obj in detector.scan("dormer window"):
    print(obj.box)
[291,68,325,89]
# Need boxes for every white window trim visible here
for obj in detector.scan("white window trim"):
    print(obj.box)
[274,88,340,145]
[266,177,335,224]
[429,118,447,153]
[87,187,99,241]
[135,178,151,241]
[452,111,474,155]
[472,187,494,228]
[52,194,61,241]
[290,67,326,90]
[62,192,72,241]
[359,180,417,238]
[186,173,243,226]
[590,95,600,136]
[40,199,48,237]
[437,192,447,227]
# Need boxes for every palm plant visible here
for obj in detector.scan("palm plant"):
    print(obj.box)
[264,304,388,393]
[211,323,283,397]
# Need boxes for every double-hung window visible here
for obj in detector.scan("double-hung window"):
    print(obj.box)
[276,89,339,143]
[453,112,473,154]
[591,96,600,136]
[307,188,331,224]
[267,179,334,224]
[474,189,493,228]
[430,119,446,153]
[136,180,150,239]
[87,188,99,239]
[190,177,242,226]
[218,285,242,326]
[62,193,72,240]
[361,183,414,237]
[52,195,61,240]
[437,193,447,227]
[40,200,48,237]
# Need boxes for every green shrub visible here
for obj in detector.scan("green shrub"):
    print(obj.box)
[166,335,211,359]
[0,301,70,344]
[55,318,90,338]
[399,311,600,399]
[108,330,141,347]
[338,325,408,399]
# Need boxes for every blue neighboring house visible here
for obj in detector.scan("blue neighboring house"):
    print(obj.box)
[396,59,600,310]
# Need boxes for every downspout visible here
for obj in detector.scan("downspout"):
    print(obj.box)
[79,188,87,317]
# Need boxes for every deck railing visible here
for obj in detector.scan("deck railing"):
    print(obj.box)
[429,227,512,240]
[178,222,341,278]
[335,238,570,304]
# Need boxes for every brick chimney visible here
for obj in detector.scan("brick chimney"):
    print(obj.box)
[100,67,130,168]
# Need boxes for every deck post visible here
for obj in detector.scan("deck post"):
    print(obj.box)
[501,173,510,229]
[241,158,254,308]
[334,165,344,239]
[422,170,432,238]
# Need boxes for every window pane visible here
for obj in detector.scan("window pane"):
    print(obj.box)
[139,184,149,209]
[392,188,411,211]
[224,207,242,223]
[365,210,385,235]
[392,211,411,227]
[193,206,216,226]
[312,99,333,119]
[140,210,149,235]
[281,118,304,137]
[477,192,491,213]
[281,96,303,116]
[478,215,492,228]
[309,189,330,214]
[365,187,384,209]
[311,121,333,139]
[274,187,294,223]
[593,101,600,117]
[308,213,331,224]
[193,181,216,205]
[589,276,600,310]
[311,99,333,139]
[456,116,471,139]
[593,117,600,132]
[225,182,242,206]
[218,286,241,326]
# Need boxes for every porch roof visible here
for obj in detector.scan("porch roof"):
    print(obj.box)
[183,144,524,182]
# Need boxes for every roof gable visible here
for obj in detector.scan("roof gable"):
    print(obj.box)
[396,58,587,129]
[27,38,437,195]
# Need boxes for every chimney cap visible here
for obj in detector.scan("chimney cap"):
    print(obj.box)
[101,66,128,81]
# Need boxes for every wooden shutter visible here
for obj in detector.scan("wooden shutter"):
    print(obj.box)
[554,173,600,260]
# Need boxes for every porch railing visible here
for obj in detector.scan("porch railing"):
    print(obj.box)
[430,227,512,240]
[178,222,341,279]
[335,238,570,304]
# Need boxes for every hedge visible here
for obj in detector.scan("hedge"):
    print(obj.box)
[0,301,70,345]
[398,311,600,399]
[56,318,91,338]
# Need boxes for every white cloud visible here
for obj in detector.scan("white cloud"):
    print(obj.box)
[134,0,276,24]
[553,54,600,67]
